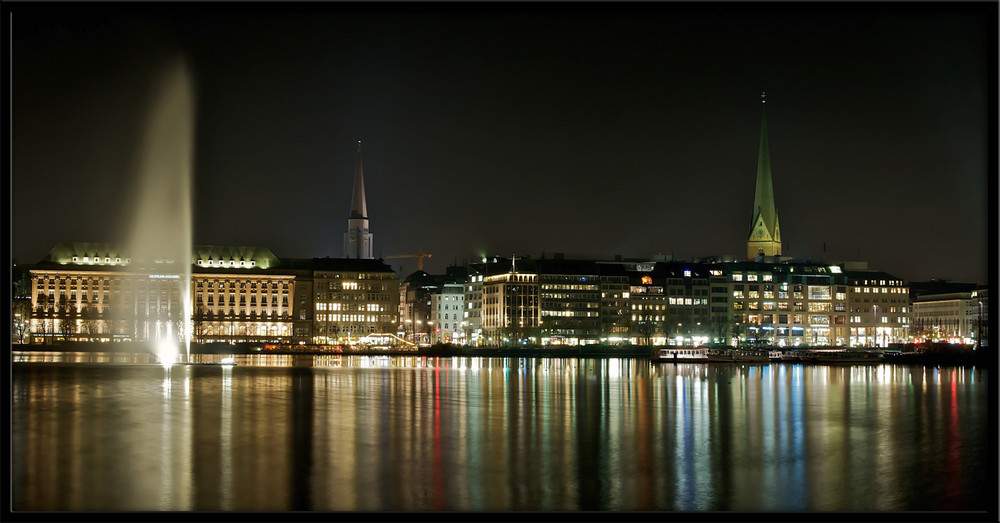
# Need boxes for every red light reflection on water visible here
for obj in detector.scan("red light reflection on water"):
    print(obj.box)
[433,365,444,510]
[943,370,962,509]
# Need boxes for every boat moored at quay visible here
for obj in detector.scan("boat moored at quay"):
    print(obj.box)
[767,348,885,364]
[655,347,885,365]
[654,347,770,364]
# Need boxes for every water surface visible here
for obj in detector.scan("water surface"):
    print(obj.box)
[11,353,991,512]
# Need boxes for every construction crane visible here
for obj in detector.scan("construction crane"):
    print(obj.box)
[386,248,433,271]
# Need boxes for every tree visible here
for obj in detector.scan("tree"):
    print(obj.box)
[58,298,76,341]
[12,300,31,343]
[81,305,99,339]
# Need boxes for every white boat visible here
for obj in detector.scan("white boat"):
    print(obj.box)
[654,347,710,363]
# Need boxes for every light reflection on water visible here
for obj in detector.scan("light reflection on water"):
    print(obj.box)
[11,354,990,512]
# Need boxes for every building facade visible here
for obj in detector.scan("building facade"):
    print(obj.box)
[911,288,988,345]
[311,257,399,345]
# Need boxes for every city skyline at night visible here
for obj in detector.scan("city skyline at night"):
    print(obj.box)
[9,2,996,285]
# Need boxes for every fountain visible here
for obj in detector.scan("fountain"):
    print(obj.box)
[119,55,195,365]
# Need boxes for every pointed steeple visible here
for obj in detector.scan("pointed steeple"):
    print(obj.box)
[747,91,782,260]
[344,140,374,259]
[350,140,367,220]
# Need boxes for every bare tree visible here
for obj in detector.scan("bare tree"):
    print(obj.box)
[81,305,99,340]
[12,300,31,343]
[633,318,662,346]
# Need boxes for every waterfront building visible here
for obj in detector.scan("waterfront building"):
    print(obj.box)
[597,263,630,344]
[310,257,399,345]
[843,264,910,347]
[707,265,732,343]
[481,257,540,346]
[191,246,297,344]
[721,260,852,347]
[536,258,602,345]
[463,264,485,346]
[25,243,400,347]
[399,267,466,344]
[27,243,300,345]
[343,141,374,260]
[747,92,782,260]
[911,287,988,345]
[429,283,465,344]
[626,263,670,345]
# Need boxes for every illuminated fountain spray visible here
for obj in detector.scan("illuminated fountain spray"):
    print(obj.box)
[124,56,194,365]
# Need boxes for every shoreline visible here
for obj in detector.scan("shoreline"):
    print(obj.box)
[11,342,990,367]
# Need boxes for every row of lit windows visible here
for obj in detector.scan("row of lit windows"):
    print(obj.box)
[540,284,600,291]
[316,303,386,312]
[856,287,908,294]
[542,311,598,317]
[668,297,708,306]
[314,314,388,323]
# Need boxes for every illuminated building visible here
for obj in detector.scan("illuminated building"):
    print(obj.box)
[191,246,296,344]
[843,265,910,347]
[343,141,374,260]
[25,243,399,347]
[481,257,539,346]
[429,283,465,344]
[27,243,296,344]
[911,287,987,344]
[536,258,602,345]
[399,268,465,344]
[627,266,669,345]
[463,265,485,346]
[747,92,783,260]
[597,264,630,344]
[310,257,399,345]
[723,261,852,347]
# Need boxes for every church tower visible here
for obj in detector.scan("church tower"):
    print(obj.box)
[344,141,374,259]
[747,92,782,260]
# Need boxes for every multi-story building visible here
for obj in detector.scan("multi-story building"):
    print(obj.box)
[463,265,485,346]
[627,263,669,345]
[27,243,300,345]
[430,283,465,344]
[844,266,910,347]
[537,258,602,345]
[481,258,540,346]
[399,268,466,344]
[311,257,399,345]
[597,263,630,343]
[911,287,988,345]
[722,260,853,347]
[191,246,297,344]
[25,243,401,347]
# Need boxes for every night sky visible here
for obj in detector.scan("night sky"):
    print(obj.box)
[9,2,996,283]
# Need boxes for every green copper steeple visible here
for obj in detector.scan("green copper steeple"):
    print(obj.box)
[747,91,782,259]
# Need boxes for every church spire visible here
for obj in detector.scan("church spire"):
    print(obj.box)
[350,140,367,220]
[344,140,374,259]
[747,91,782,260]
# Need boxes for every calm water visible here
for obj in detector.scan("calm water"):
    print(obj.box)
[11,352,993,513]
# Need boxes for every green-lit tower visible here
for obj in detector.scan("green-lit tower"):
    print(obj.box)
[747,91,782,260]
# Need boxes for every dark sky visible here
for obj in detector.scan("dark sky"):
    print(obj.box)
[9,2,996,283]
